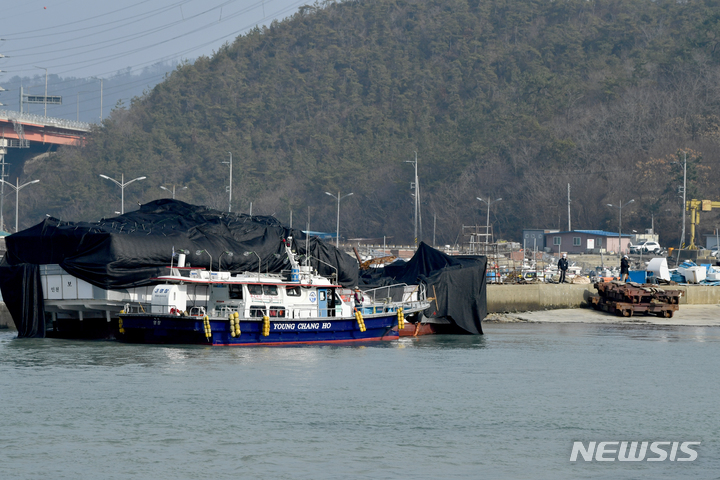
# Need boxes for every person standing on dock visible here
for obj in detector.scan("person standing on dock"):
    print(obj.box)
[558,253,568,283]
[620,255,630,282]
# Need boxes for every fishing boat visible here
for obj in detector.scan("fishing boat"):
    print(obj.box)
[118,238,430,345]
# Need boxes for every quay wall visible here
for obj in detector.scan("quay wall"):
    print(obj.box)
[487,284,720,313]
[0,303,15,331]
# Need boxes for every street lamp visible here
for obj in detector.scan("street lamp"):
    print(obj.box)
[195,249,213,274]
[405,152,420,246]
[607,199,635,256]
[222,152,232,212]
[218,251,233,271]
[0,178,40,232]
[476,196,502,244]
[243,251,261,280]
[324,191,353,248]
[160,184,187,199]
[99,173,146,214]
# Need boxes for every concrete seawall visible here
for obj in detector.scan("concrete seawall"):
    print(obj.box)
[487,284,720,313]
[0,303,15,331]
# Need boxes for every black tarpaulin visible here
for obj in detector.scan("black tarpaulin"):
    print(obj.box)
[0,200,359,336]
[0,260,46,338]
[359,242,486,334]
[4,199,359,289]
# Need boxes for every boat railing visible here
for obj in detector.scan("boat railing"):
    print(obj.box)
[360,283,427,305]
[122,303,206,316]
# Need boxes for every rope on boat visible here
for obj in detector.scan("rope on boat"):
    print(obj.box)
[262,315,270,336]
[355,309,366,332]
[397,307,405,330]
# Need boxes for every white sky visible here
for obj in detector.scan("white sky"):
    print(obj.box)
[0,0,306,81]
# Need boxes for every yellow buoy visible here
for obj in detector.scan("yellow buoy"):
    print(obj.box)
[397,307,405,329]
[262,315,270,336]
[355,310,366,332]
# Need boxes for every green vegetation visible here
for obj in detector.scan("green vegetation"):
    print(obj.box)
[19,0,720,246]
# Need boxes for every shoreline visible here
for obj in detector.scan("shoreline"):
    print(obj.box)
[485,304,720,327]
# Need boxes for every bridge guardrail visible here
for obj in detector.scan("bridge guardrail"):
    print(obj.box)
[0,109,92,132]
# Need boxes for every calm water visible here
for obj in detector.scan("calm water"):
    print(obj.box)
[1,323,719,480]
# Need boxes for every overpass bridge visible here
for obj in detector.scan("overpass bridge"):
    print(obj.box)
[0,109,91,147]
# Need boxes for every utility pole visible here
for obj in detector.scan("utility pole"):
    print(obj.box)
[222,152,232,212]
[0,48,6,108]
[567,183,571,231]
[325,191,353,249]
[405,152,419,246]
[433,213,436,247]
[0,146,7,232]
[680,151,687,250]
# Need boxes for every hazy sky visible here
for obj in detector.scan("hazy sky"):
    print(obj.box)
[0,0,305,81]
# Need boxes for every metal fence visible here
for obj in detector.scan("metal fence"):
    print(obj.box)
[0,109,92,132]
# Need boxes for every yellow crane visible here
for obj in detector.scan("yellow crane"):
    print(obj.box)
[686,199,720,249]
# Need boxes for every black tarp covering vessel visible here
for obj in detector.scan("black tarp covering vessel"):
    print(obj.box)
[0,200,358,337]
[360,242,486,335]
[0,200,486,338]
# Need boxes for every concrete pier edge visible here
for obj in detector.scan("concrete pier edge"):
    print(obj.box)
[487,283,720,313]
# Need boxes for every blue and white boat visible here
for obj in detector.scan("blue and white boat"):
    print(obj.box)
[118,238,429,345]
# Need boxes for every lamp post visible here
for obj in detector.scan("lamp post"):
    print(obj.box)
[222,152,232,212]
[218,251,233,271]
[195,249,213,274]
[405,152,420,246]
[243,251,261,280]
[607,199,634,256]
[160,184,187,199]
[476,196,502,245]
[0,178,40,232]
[324,191,353,248]
[99,173,146,214]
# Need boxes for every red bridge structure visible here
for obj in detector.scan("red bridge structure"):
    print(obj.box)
[0,109,91,148]
[0,110,92,233]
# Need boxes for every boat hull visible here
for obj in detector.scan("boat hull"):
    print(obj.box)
[118,313,402,345]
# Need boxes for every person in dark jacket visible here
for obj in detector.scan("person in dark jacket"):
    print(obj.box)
[558,253,569,283]
[620,254,630,282]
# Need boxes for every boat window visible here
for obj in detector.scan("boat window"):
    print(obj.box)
[263,285,278,296]
[269,306,286,318]
[229,284,243,299]
[319,291,326,301]
[250,305,266,317]
[248,284,263,295]
[286,286,301,297]
[334,292,344,304]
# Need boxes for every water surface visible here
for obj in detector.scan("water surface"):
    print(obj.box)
[1,323,718,479]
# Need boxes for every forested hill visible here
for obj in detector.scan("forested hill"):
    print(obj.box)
[21,0,720,246]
